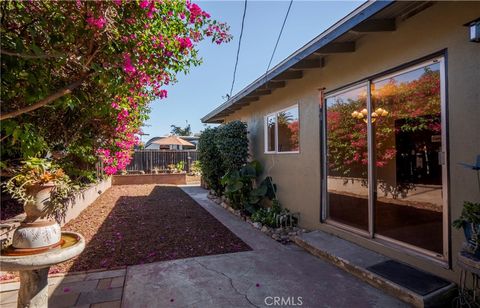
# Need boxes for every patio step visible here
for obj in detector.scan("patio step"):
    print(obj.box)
[293,231,456,307]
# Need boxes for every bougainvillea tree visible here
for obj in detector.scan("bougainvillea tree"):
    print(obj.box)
[1,0,230,178]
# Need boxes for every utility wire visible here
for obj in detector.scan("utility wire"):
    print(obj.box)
[229,0,248,97]
[265,0,294,77]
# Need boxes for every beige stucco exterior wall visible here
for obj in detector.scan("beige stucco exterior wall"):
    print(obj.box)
[223,1,480,281]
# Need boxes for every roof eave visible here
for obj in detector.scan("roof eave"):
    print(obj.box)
[201,0,395,124]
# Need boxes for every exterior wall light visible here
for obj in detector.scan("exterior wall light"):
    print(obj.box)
[465,18,480,43]
[351,108,388,123]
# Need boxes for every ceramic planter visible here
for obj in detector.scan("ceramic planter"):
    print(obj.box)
[11,183,62,250]
[463,222,480,258]
[12,220,61,249]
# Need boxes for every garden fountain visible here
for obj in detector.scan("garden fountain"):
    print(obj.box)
[1,161,86,307]
[1,232,85,308]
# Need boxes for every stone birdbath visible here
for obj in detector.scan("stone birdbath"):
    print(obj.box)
[0,232,85,307]
[2,162,86,307]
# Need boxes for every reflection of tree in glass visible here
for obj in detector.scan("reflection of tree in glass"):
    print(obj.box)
[327,67,441,179]
[327,94,367,177]
[277,111,299,151]
[277,111,293,125]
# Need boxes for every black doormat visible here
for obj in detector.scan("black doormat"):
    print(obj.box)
[367,260,450,296]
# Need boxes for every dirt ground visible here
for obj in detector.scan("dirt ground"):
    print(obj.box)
[0,185,249,278]
[48,185,250,274]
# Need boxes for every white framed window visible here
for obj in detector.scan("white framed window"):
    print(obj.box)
[264,104,300,154]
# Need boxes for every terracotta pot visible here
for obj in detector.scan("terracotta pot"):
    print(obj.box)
[24,183,55,221]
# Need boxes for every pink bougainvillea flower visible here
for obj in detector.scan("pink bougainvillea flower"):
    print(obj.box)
[80,1,232,176]
[139,0,149,9]
[158,89,168,99]
[177,37,193,50]
[86,16,106,29]
[122,54,136,75]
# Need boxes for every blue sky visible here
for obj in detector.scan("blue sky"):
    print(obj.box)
[141,0,363,141]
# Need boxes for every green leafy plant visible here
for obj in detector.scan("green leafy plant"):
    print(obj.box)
[249,176,277,205]
[453,201,480,256]
[3,158,78,218]
[453,201,480,229]
[215,121,249,172]
[221,161,262,212]
[175,161,185,173]
[251,200,281,227]
[190,160,201,176]
[251,199,297,228]
[198,127,225,195]
[1,1,231,178]
[167,164,176,173]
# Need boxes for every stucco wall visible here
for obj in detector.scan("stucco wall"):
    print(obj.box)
[224,2,480,281]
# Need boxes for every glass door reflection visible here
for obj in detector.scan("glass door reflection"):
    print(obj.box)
[372,61,445,255]
[323,58,446,258]
[325,85,369,232]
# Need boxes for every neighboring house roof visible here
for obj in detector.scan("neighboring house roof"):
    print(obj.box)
[151,136,195,147]
[202,0,433,123]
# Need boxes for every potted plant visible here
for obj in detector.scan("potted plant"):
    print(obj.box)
[453,201,480,258]
[175,161,186,173]
[3,158,74,251]
[167,164,176,173]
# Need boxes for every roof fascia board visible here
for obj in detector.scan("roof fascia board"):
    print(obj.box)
[202,0,394,123]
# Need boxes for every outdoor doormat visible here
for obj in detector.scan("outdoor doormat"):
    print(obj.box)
[367,260,450,295]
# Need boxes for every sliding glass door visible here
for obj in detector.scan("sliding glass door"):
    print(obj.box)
[325,85,370,233]
[323,57,447,259]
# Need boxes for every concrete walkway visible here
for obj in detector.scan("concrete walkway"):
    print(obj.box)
[0,186,408,307]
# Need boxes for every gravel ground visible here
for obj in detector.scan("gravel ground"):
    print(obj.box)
[0,194,23,221]
[45,185,251,274]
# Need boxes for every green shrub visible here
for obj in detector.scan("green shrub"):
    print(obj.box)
[190,160,201,175]
[251,199,298,228]
[175,161,185,172]
[198,127,225,195]
[221,160,262,213]
[453,201,480,229]
[216,121,249,172]
[250,176,277,204]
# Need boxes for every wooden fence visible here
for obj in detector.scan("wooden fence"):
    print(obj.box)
[126,150,198,172]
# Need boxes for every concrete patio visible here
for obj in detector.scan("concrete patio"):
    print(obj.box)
[0,186,408,307]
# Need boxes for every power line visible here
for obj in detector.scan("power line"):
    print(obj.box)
[265,0,294,76]
[229,0,248,97]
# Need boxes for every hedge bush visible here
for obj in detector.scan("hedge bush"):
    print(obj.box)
[198,127,225,195]
[216,121,249,172]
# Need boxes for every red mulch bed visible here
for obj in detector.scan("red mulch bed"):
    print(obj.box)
[45,185,250,274]
[0,193,23,221]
